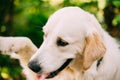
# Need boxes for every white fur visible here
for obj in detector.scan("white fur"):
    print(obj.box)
[0,37,38,80]
[30,7,120,80]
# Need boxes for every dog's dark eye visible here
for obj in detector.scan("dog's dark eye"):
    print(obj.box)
[57,38,69,47]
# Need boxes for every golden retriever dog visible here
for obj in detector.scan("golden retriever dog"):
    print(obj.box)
[28,7,120,80]
[0,7,120,80]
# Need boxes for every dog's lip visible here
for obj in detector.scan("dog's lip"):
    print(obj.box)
[37,58,73,80]
[37,74,49,80]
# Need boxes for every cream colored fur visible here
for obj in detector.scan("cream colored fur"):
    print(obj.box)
[0,37,38,80]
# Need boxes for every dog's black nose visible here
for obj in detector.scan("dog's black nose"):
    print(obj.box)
[28,61,41,73]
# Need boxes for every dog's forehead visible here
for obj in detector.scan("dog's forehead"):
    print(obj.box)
[43,7,96,40]
[43,7,88,31]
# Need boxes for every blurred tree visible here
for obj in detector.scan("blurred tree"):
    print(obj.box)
[0,0,14,36]
[104,0,120,38]
[0,54,26,80]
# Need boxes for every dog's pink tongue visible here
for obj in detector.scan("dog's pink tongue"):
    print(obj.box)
[37,74,49,80]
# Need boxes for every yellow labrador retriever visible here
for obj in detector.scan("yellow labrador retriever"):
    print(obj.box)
[0,7,120,80]
[28,7,120,80]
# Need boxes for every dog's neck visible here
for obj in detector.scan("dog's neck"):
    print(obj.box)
[67,55,104,80]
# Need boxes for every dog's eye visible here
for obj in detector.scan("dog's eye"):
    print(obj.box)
[57,38,69,47]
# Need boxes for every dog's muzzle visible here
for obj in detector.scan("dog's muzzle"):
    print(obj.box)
[28,60,41,73]
[28,58,73,79]
[46,58,73,78]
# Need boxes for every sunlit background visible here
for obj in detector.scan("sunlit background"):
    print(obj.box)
[0,0,120,80]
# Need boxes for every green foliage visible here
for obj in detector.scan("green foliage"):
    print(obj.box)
[113,0,120,7]
[113,14,120,27]
[0,54,25,80]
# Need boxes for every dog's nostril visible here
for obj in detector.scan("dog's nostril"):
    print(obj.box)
[28,61,41,73]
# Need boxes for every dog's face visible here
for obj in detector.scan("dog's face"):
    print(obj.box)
[28,7,106,80]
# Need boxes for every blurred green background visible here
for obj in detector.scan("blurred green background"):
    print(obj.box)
[0,0,120,80]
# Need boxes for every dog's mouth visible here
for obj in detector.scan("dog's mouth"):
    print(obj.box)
[37,59,73,80]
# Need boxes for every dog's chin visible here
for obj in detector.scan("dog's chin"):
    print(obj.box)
[37,59,73,80]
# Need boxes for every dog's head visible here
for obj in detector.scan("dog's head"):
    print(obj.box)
[28,7,106,80]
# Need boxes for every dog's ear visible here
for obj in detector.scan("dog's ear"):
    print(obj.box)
[83,33,106,70]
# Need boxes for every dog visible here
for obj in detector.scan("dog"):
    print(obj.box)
[28,7,120,80]
[0,37,38,80]
[0,7,120,80]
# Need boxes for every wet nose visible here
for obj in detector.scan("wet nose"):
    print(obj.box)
[28,61,41,73]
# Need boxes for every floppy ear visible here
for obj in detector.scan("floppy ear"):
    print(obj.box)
[83,33,106,70]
